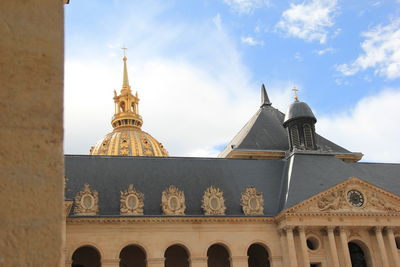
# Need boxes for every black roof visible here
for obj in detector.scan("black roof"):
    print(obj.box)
[65,154,400,216]
[283,100,316,126]
[218,104,350,157]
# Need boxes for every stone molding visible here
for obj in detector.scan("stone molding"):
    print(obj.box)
[281,177,400,215]
[161,185,186,215]
[241,187,264,215]
[73,184,99,216]
[67,216,274,224]
[202,186,226,215]
[120,184,144,215]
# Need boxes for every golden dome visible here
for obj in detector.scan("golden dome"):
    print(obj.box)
[90,128,168,157]
[89,54,169,157]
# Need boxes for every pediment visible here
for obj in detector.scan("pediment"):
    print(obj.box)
[286,177,400,214]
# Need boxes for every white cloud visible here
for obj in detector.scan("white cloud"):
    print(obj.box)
[241,36,264,46]
[64,2,293,157]
[224,0,269,14]
[318,89,400,163]
[337,19,400,79]
[276,0,338,43]
[314,47,334,55]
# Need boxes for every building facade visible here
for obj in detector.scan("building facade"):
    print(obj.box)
[65,57,400,267]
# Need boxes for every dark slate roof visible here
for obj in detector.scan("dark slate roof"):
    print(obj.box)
[65,154,400,217]
[65,155,285,216]
[281,153,400,210]
[283,100,316,126]
[218,104,350,157]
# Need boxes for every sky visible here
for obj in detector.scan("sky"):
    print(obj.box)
[65,0,400,163]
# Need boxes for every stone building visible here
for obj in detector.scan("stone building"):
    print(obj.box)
[65,57,400,267]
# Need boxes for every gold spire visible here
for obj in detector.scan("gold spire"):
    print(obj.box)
[292,86,299,101]
[121,47,130,89]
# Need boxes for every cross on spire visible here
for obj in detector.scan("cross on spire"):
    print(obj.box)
[121,46,128,58]
[292,86,299,101]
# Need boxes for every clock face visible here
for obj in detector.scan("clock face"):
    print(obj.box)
[347,190,364,207]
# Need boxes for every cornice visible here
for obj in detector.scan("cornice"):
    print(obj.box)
[66,216,275,224]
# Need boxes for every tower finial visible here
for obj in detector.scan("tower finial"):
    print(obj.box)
[292,86,299,101]
[121,47,129,88]
[260,84,272,107]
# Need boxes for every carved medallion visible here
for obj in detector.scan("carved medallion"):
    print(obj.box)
[74,184,99,216]
[202,186,226,215]
[161,185,186,215]
[241,187,264,215]
[120,184,144,215]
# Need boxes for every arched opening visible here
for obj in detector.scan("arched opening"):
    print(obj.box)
[247,243,270,267]
[290,125,300,148]
[120,101,126,112]
[164,244,189,267]
[119,245,146,267]
[207,244,230,267]
[303,123,314,149]
[72,246,101,267]
[348,242,368,267]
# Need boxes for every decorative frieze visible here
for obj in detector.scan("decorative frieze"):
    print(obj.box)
[202,186,226,215]
[120,184,144,215]
[74,184,99,216]
[241,187,264,215]
[161,185,186,215]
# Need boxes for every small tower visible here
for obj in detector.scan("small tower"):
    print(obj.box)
[111,55,143,129]
[283,88,317,151]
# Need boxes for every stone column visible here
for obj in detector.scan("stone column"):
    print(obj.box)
[338,227,352,267]
[385,227,400,267]
[102,258,119,267]
[285,226,298,267]
[297,226,310,267]
[147,257,165,267]
[230,256,248,267]
[326,226,340,267]
[373,226,390,267]
[190,256,208,267]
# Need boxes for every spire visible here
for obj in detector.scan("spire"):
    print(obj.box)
[260,84,272,107]
[121,47,130,89]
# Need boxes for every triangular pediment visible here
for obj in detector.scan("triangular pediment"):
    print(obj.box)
[285,177,400,214]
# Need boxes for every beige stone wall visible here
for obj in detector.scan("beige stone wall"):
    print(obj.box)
[66,216,400,267]
[0,0,64,266]
[66,220,283,267]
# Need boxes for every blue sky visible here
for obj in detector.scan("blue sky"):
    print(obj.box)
[64,0,400,162]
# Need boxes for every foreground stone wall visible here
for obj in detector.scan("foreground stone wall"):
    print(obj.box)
[0,0,64,266]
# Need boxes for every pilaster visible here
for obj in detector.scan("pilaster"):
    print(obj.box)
[326,226,340,267]
[284,226,298,267]
[147,257,165,267]
[385,227,400,267]
[338,227,352,267]
[102,258,119,267]
[297,226,310,267]
[373,226,390,267]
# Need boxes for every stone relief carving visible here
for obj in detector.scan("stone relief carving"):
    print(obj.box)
[368,192,399,212]
[202,186,226,215]
[294,178,400,213]
[74,183,99,215]
[120,184,144,215]
[318,190,345,211]
[161,185,186,215]
[241,187,264,215]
